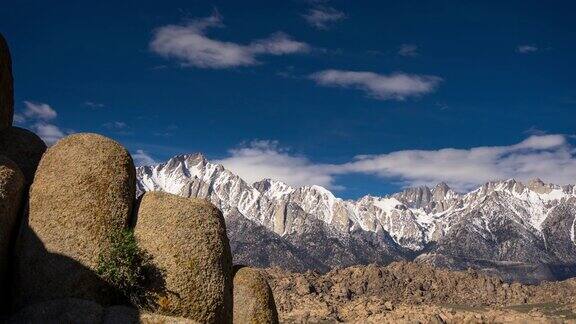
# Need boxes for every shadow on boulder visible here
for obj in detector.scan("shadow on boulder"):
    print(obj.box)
[5,213,167,322]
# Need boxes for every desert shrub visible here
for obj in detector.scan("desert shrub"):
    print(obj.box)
[96,228,158,308]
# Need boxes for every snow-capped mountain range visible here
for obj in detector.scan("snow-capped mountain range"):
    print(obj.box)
[136,153,576,282]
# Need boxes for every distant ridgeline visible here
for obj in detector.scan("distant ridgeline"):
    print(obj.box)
[138,153,576,284]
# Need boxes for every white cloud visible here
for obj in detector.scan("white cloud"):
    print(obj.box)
[133,149,157,166]
[517,45,538,54]
[16,101,68,145]
[341,134,576,191]
[215,140,339,189]
[150,13,310,69]
[215,135,576,192]
[398,44,419,57]
[31,123,66,146]
[103,121,128,130]
[303,6,345,30]
[84,101,105,108]
[13,113,25,125]
[23,101,57,121]
[310,69,442,100]
[250,32,310,55]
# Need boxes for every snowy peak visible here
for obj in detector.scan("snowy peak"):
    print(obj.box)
[432,182,454,200]
[253,179,295,200]
[393,186,432,209]
[136,153,576,256]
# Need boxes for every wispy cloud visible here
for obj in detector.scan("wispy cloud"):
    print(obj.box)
[17,101,68,145]
[133,149,157,166]
[154,124,179,137]
[84,101,105,109]
[302,6,346,30]
[310,69,442,100]
[23,101,57,120]
[31,123,66,146]
[215,135,576,192]
[517,45,538,54]
[524,126,547,136]
[150,12,310,69]
[103,121,128,130]
[103,121,132,135]
[13,113,25,125]
[398,44,419,57]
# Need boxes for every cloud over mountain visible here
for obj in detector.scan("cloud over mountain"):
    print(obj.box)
[216,135,576,192]
[133,149,157,166]
[342,134,576,191]
[215,140,339,189]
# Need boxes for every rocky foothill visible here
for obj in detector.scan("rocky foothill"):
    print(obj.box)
[0,34,278,323]
[266,262,576,323]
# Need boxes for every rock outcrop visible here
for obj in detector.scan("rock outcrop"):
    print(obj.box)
[233,266,278,324]
[135,192,233,323]
[0,34,13,130]
[0,127,47,185]
[0,156,24,304]
[12,133,136,309]
[267,262,576,323]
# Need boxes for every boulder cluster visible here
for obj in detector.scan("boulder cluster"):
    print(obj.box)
[0,34,278,323]
[266,262,576,322]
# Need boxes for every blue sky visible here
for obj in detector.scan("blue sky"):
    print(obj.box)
[1,0,575,198]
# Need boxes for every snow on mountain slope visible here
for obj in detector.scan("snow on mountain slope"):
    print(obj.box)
[137,153,576,251]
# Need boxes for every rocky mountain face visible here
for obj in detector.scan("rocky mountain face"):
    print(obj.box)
[136,153,576,283]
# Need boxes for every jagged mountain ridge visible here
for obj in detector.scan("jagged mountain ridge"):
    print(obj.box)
[136,153,576,282]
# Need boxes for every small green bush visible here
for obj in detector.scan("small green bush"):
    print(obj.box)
[96,229,156,308]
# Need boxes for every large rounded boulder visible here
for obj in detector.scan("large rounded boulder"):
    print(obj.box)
[233,266,279,324]
[0,156,24,299]
[12,133,136,309]
[0,34,13,130]
[134,192,233,323]
[0,127,47,185]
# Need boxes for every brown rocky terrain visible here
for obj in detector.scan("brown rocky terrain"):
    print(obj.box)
[266,262,576,323]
